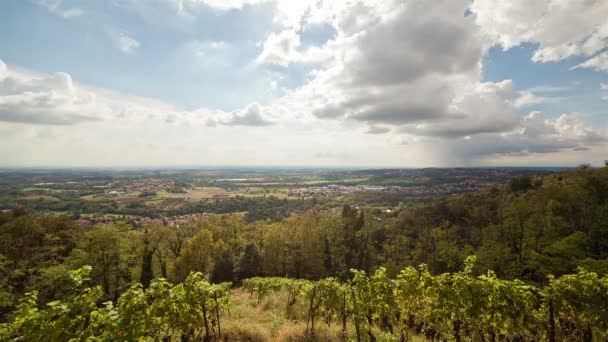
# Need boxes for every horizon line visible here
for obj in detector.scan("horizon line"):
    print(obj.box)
[0,164,589,171]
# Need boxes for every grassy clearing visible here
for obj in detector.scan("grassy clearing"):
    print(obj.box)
[223,289,348,341]
[223,288,425,342]
[80,192,142,201]
[80,194,98,200]
[156,187,230,201]
[155,186,299,202]
[22,187,52,192]
[18,195,60,201]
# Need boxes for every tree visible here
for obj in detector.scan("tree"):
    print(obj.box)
[79,224,133,300]
[508,175,533,192]
[173,228,214,282]
[139,227,165,289]
[166,222,200,258]
[211,240,234,283]
[342,204,365,273]
[238,242,262,280]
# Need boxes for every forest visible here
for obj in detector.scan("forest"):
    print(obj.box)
[0,165,607,341]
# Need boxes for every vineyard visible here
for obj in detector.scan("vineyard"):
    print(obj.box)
[0,267,231,342]
[1,256,607,341]
[243,257,608,341]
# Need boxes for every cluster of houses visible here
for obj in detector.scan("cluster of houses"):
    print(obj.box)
[289,180,498,198]
[101,178,175,197]
[76,212,213,228]
[127,178,174,192]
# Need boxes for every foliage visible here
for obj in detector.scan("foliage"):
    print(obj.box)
[242,261,608,341]
[1,266,231,341]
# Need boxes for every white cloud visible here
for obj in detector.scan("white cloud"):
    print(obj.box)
[514,91,547,108]
[469,0,608,62]
[0,60,269,127]
[526,85,571,93]
[271,0,516,139]
[434,111,606,162]
[256,30,301,67]
[158,0,276,21]
[114,33,140,55]
[200,0,267,11]
[0,65,102,125]
[571,52,608,72]
[222,103,274,126]
[5,1,607,166]
[365,126,390,134]
[251,0,607,160]
[601,83,608,101]
[196,0,311,29]
[36,0,83,18]
[255,30,330,67]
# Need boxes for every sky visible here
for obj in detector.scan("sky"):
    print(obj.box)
[0,0,606,167]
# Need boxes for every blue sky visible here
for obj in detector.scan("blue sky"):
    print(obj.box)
[0,0,280,109]
[0,0,606,167]
[483,45,607,124]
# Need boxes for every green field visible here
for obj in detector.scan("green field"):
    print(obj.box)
[18,195,60,201]
[378,178,427,185]
[300,177,369,185]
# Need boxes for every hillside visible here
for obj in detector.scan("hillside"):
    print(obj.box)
[0,165,607,340]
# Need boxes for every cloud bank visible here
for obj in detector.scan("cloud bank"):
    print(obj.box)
[1,0,607,166]
[0,60,274,127]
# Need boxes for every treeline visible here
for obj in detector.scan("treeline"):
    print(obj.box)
[387,165,608,281]
[0,165,606,322]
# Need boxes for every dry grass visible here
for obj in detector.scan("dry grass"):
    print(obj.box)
[224,288,428,342]
[221,320,271,341]
[274,321,353,342]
